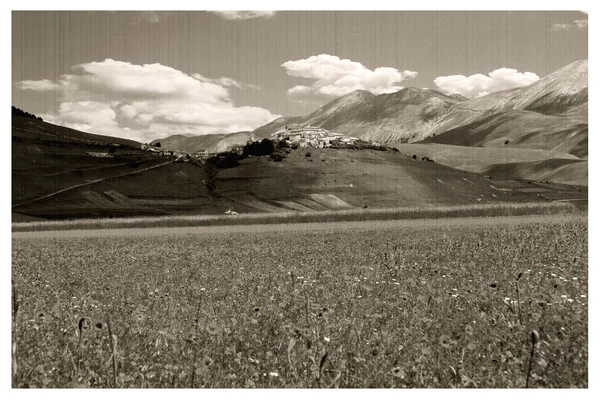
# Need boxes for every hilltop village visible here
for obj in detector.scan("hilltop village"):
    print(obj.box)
[139,124,383,161]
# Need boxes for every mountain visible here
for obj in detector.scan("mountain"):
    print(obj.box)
[247,59,588,146]
[244,59,588,185]
[151,131,254,154]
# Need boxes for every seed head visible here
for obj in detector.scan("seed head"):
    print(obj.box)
[531,330,540,346]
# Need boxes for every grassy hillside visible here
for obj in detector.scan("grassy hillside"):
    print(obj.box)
[211,149,584,212]
[421,109,587,158]
[393,143,586,187]
[483,159,588,187]
[12,116,169,207]
[13,145,586,220]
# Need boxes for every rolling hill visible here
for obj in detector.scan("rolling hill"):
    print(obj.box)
[12,146,586,220]
[12,115,169,220]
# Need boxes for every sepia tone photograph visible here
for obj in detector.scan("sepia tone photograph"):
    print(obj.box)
[9,4,590,391]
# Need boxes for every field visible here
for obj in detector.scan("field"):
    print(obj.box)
[11,214,587,388]
[12,202,577,232]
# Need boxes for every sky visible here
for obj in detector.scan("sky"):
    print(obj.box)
[12,10,588,143]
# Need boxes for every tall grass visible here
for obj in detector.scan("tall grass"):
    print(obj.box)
[12,202,578,232]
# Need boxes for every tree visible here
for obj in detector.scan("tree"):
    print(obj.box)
[154,142,161,147]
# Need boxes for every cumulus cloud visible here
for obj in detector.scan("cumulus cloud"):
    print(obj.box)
[549,19,588,31]
[15,59,278,142]
[550,23,572,31]
[193,74,261,90]
[282,54,418,99]
[433,68,540,98]
[15,79,61,91]
[211,11,276,20]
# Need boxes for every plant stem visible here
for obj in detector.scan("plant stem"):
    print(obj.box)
[526,341,536,388]
[106,316,118,388]
[516,283,523,325]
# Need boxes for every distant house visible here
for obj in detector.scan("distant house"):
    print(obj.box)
[192,149,209,158]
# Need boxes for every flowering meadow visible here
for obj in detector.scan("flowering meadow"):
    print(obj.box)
[11,215,587,388]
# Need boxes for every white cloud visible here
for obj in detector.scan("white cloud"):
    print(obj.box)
[549,19,588,31]
[434,68,540,98]
[211,11,276,20]
[550,23,572,31]
[193,74,261,90]
[15,79,61,91]
[281,54,418,99]
[15,59,278,142]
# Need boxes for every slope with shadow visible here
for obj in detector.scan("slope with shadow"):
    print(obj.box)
[12,116,168,211]
[393,143,587,187]
[13,162,218,219]
[482,159,588,187]
[420,109,588,158]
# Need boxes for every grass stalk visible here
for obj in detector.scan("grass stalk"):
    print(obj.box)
[106,316,118,388]
[526,330,539,388]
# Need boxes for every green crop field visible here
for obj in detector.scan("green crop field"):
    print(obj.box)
[11,215,587,388]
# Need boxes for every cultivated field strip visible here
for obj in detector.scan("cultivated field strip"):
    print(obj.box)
[12,202,577,232]
[12,214,586,239]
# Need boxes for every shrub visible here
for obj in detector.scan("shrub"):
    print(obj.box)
[505,140,510,145]
[412,154,417,160]
[270,151,286,162]
[305,152,312,158]
[291,143,299,150]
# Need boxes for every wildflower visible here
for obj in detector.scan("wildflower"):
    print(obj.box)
[580,294,587,298]
[324,337,330,342]
[465,324,473,336]
[439,334,451,349]
[206,323,222,335]
[391,366,405,378]
[203,356,214,367]
[269,372,279,378]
